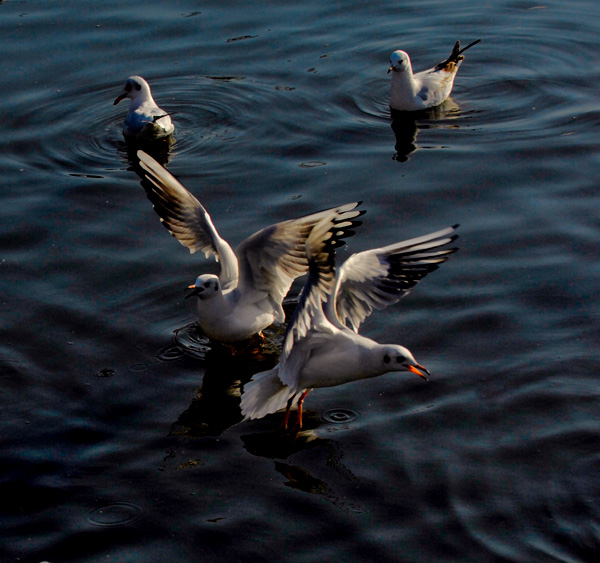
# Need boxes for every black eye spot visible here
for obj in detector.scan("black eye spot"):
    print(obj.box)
[384,355,391,364]
[214,284,219,291]
[125,83,132,92]
[396,356,405,363]
[203,281,212,288]
[135,83,141,91]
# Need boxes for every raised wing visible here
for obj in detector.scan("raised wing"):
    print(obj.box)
[235,202,364,322]
[137,150,239,291]
[326,225,459,332]
[275,207,363,389]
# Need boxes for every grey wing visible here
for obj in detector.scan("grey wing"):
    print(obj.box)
[327,225,459,332]
[276,208,361,389]
[137,150,239,290]
[234,202,364,321]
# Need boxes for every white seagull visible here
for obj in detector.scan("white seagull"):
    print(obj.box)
[137,150,364,343]
[240,217,458,429]
[114,76,175,140]
[389,39,481,112]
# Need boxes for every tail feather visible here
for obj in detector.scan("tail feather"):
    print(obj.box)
[241,367,297,420]
[435,39,481,70]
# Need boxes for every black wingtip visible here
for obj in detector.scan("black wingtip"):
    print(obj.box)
[457,39,481,56]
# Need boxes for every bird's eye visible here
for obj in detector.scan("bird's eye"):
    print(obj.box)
[396,356,405,363]
[384,355,391,364]
[204,281,212,288]
[135,83,141,91]
[125,83,132,92]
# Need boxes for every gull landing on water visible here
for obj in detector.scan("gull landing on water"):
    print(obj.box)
[137,150,364,343]
[240,218,459,431]
[389,39,481,112]
[114,76,175,140]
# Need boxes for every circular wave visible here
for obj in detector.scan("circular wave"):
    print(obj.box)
[3,74,295,179]
[86,502,143,527]
[321,408,360,424]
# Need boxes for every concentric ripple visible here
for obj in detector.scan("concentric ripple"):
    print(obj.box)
[172,323,212,359]
[1,74,295,180]
[321,408,360,424]
[86,502,143,527]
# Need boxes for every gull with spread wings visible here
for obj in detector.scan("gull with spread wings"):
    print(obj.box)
[241,216,458,429]
[138,150,364,343]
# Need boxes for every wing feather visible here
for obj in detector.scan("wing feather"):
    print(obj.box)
[327,225,459,331]
[235,202,364,320]
[137,151,239,290]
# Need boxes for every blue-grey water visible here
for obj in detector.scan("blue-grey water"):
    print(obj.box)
[1,0,599,561]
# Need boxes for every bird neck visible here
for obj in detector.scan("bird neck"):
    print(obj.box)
[390,69,418,100]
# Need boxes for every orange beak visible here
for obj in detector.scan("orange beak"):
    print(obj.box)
[184,284,202,299]
[407,364,430,381]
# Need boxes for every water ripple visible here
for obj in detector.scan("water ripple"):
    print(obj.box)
[86,502,143,527]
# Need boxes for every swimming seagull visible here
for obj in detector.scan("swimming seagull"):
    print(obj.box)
[240,218,458,429]
[389,39,481,112]
[137,150,364,343]
[114,76,175,140]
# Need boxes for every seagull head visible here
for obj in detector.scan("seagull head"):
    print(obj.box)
[114,76,150,105]
[388,50,411,74]
[185,274,221,301]
[381,345,430,380]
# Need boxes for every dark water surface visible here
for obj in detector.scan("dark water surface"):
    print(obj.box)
[2,0,599,561]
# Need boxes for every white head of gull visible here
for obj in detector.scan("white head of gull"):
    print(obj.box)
[114,76,174,140]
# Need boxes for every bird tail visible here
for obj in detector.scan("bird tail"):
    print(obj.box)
[435,39,481,70]
[240,366,297,420]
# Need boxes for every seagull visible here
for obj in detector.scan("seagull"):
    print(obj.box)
[114,76,175,140]
[389,39,481,112]
[240,217,458,429]
[137,150,364,343]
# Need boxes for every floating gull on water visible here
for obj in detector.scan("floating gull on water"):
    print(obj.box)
[240,216,458,429]
[137,150,364,343]
[114,76,175,140]
[389,39,481,112]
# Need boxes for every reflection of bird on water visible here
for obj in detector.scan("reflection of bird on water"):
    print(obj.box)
[114,76,175,140]
[388,39,481,112]
[389,97,461,162]
[172,328,282,437]
[241,210,459,431]
[138,150,364,344]
[390,114,418,162]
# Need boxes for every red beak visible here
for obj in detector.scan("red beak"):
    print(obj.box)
[407,364,430,381]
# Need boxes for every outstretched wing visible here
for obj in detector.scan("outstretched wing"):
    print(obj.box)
[326,225,459,332]
[276,207,363,389]
[137,150,239,291]
[235,202,364,322]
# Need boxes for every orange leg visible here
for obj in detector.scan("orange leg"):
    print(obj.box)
[282,395,296,430]
[295,390,311,430]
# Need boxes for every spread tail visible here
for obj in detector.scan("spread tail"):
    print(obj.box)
[240,366,297,420]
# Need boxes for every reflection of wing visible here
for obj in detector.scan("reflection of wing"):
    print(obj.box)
[326,225,458,332]
[277,208,363,389]
[137,150,238,291]
[235,202,364,321]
